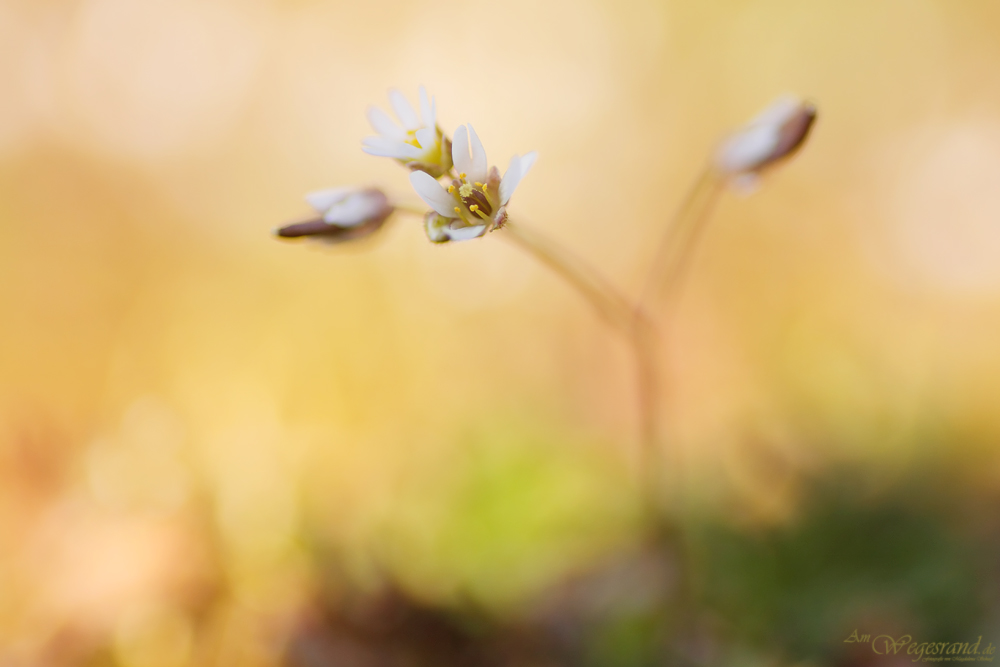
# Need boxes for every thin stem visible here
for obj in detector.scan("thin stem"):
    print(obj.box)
[636,167,725,512]
[631,308,661,519]
[500,220,660,510]
[391,201,430,216]
[394,199,634,329]
[501,220,636,333]
[640,167,726,314]
[625,166,730,653]
[404,167,726,524]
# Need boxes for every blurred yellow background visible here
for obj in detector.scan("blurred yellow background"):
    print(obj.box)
[3,0,1000,664]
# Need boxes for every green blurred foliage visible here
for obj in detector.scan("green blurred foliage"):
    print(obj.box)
[696,464,994,663]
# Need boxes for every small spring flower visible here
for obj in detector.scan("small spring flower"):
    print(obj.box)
[714,95,817,188]
[362,86,453,178]
[274,187,393,243]
[409,124,537,243]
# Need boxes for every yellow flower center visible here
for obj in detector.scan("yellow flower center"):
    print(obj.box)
[404,130,421,148]
[450,176,493,220]
[401,129,442,166]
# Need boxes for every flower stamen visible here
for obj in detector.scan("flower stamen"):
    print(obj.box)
[462,188,493,217]
[406,123,537,243]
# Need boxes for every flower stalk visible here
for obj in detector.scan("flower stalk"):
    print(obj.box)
[276,87,817,524]
[501,220,634,332]
[641,168,726,313]
[500,220,663,513]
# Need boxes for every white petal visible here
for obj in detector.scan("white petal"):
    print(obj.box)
[389,89,420,130]
[518,151,538,178]
[499,155,522,205]
[324,192,382,227]
[452,125,472,176]
[753,95,802,127]
[366,107,405,140]
[418,86,434,126]
[410,171,458,217]
[715,95,808,175]
[362,137,422,159]
[446,225,487,241]
[305,187,352,213]
[466,124,488,184]
[415,127,436,150]
[715,124,779,174]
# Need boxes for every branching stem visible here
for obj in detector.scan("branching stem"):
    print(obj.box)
[641,167,726,314]
[501,220,664,516]
[398,169,726,524]
[637,166,725,515]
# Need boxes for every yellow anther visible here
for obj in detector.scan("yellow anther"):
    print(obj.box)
[469,204,479,212]
[447,185,455,194]
[474,182,484,187]
[404,130,421,148]
[459,172,467,179]
[454,207,461,214]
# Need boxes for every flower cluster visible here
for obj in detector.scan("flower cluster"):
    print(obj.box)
[275,86,537,245]
[271,89,818,521]
[274,89,816,245]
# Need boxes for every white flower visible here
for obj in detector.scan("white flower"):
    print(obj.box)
[714,95,817,188]
[275,187,393,243]
[362,86,453,178]
[409,124,537,243]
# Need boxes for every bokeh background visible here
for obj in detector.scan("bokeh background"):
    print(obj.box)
[3,0,1000,665]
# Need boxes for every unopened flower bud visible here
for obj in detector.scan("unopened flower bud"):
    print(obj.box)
[714,96,816,183]
[274,187,392,244]
[424,211,487,244]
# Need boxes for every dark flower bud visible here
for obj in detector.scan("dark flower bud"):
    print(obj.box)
[274,188,392,244]
[714,96,817,186]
